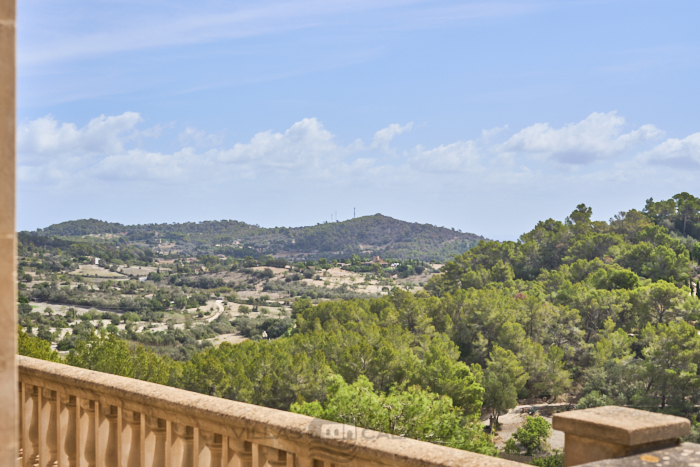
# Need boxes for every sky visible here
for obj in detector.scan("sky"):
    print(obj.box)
[16,0,700,240]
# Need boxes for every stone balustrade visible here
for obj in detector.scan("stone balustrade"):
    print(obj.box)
[19,355,698,467]
[18,355,518,467]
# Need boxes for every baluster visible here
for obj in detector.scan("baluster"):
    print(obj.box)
[122,410,141,467]
[94,401,102,467]
[193,429,199,467]
[200,432,221,467]
[60,395,77,467]
[225,440,251,467]
[291,453,314,467]
[101,406,119,467]
[25,385,40,467]
[77,399,96,467]
[252,445,286,467]
[19,383,23,466]
[165,421,172,467]
[221,437,227,467]
[40,388,58,467]
[144,416,167,467]
[172,424,193,467]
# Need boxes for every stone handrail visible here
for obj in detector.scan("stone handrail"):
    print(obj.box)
[18,356,518,467]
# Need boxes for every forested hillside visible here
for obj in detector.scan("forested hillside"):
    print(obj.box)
[19,192,700,462]
[31,214,484,262]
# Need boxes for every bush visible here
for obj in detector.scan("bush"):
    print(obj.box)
[509,415,552,455]
[57,334,74,351]
[122,312,140,323]
[37,325,53,342]
[18,327,61,362]
[531,450,564,467]
[575,390,614,409]
[683,416,700,443]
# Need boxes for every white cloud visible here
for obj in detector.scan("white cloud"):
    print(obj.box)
[407,140,481,173]
[86,148,193,182]
[372,122,413,152]
[217,118,341,173]
[481,124,508,142]
[179,127,224,147]
[18,111,695,195]
[638,133,700,170]
[499,112,663,164]
[17,112,142,161]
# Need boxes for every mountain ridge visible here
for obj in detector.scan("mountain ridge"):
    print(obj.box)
[27,214,486,262]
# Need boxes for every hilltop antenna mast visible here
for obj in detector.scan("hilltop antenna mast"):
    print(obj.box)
[354,208,355,219]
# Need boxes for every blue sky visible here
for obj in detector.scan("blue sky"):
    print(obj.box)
[17,0,700,240]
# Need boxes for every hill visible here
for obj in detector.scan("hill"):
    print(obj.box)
[30,214,485,262]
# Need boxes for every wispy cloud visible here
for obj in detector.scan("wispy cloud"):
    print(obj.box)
[179,127,224,148]
[20,0,551,66]
[17,110,696,192]
[372,122,413,152]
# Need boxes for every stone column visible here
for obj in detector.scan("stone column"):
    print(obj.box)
[553,406,691,467]
[0,0,16,463]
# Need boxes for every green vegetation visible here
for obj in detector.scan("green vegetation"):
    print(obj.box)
[291,375,497,455]
[17,192,700,458]
[29,214,484,262]
[505,415,552,456]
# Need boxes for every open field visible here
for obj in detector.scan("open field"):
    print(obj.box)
[118,265,160,276]
[76,264,126,278]
[211,333,248,346]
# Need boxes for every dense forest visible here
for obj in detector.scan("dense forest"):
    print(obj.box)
[19,192,700,463]
[28,214,484,262]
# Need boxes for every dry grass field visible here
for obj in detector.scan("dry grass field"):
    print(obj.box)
[118,265,160,276]
[76,264,126,278]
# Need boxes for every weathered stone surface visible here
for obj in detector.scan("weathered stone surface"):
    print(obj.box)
[19,356,518,467]
[578,443,700,466]
[554,406,690,466]
[0,0,16,464]
[553,406,690,446]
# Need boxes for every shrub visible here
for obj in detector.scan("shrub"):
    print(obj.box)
[18,327,61,362]
[18,303,32,315]
[531,450,564,467]
[575,390,614,409]
[509,415,552,455]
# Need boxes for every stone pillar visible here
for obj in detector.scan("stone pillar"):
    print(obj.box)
[0,0,16,463]
[553,406,691,467]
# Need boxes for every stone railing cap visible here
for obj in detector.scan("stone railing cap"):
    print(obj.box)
[552,406,690,446]
[577,442,700,466]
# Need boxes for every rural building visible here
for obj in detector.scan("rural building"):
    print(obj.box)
[91,257,100,265]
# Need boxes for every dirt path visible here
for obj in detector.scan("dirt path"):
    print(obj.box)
[204,300,225,322]
[483,404,568,451]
